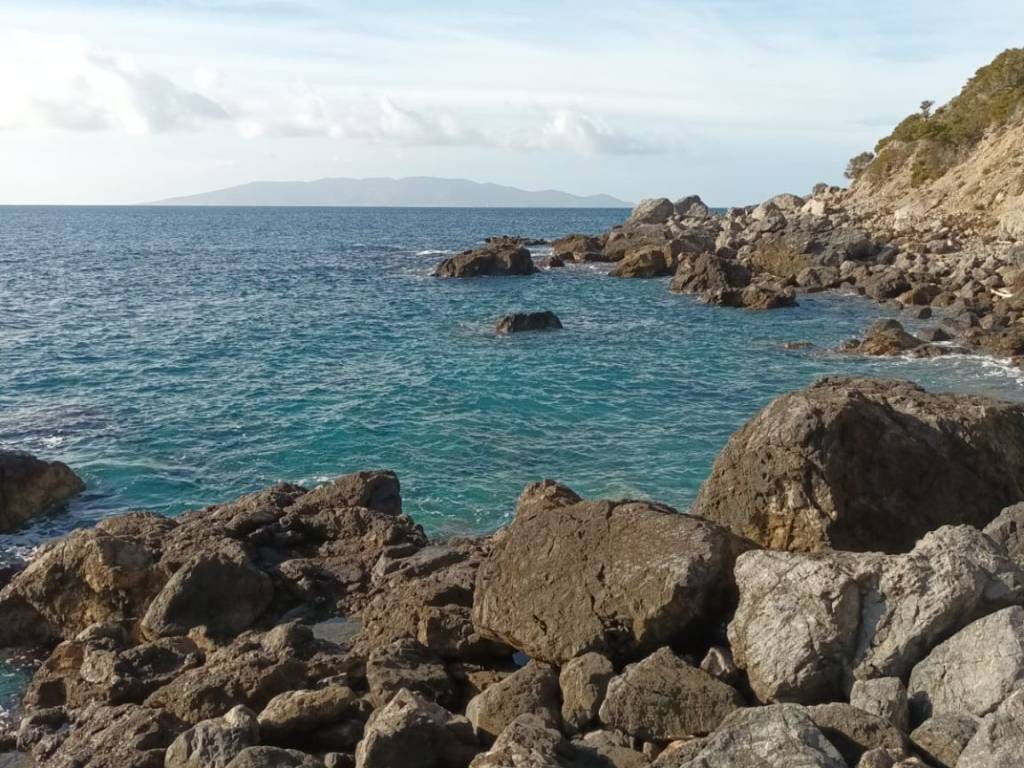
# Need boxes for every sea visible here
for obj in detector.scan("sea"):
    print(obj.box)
[2,204,1024,715]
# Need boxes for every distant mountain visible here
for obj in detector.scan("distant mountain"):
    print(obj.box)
[150,176,631,208]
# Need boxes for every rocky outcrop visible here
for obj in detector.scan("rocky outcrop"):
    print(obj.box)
[956,689,1024,768]
[598,648,742,742]
[433,244,538,278]
[609,246,678,278]
[472,482,751,663]
[691,377,1024,553]
[728,525,1024,703]
[853,320,925,355]
[0,451,85,533]
[669,253,751,295]
[494,311,562,334]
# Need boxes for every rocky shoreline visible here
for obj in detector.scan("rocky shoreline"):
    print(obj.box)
[2,376,1024,767]
[434,186,1024,364]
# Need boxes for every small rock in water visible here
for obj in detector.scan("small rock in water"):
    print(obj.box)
[495,311,562,334]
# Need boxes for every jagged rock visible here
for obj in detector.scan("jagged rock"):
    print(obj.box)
[609,247,676,278]
[355,539,504,661]
[0,450,84,533]
[670,704,847,768]
[495,311,562,334]
[559,653,614,733]
[465,661,561,740]
[956,689,1024,768]
[856,320,924,355]
[908,606,1024,720]
[728,525,1024,703]
[145,644,309,725]
[551,235,604,261]
[473,486,750,663]
[859,270,911,301]
[433,245,537,278]
[365,639,455,708]
[141,552,272,640]
[985,502,1024,568]
[598,648,742,742]
[542,255,566,268]
[910,714,979,768]
[225,746,323,767]
[699,647,740,688]
[849,678,909,732]
[30,703,186,768]
[25,634,202,710]
[795,266,840,292]
[628,199,674,225]
[354,689,476,768]
[674,196,711,219]
[807,704,910,766]
[258,686,363,745]
[692,377,1024,553]
[165,705,259,768]
[669,253,750,294]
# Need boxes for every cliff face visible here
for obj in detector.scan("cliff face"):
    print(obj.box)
[847,49,1024,240]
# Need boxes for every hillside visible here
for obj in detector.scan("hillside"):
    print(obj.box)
[150,176,631,208]
[846,48,1024,239]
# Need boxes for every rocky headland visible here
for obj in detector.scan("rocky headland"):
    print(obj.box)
[3,377,1024,767]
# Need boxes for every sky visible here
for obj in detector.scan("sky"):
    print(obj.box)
[1,1,1023,206]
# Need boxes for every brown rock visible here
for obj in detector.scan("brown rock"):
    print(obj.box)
[465,661,561,740]
[0,450,84,533]
[433,245,537,278]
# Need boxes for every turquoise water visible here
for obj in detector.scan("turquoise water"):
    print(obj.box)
[2,204,1024,716]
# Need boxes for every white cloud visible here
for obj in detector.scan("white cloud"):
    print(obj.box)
[0,32,228,134]
[532,110,665,155]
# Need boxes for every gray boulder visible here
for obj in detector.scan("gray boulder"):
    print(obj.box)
[473,485,750,663]
[257,686,363,745]
[671,704,847,768]
[468,714,610,768]
[365,639,455,708]
[628,198,674,225]
[674,195,711,219]
[728,525,1024,703]
[908,606,1024,719]
[669,253,750,295]
[849,678,909,732]
[956,689,1024,768]
[0,450,84,533]
[141,552,272,640]
[692,377,1024,553]
[465,661,561,740]
[598,648,742,741]
[559,652,614,733]
[166,705,259,768]
[910,714,979,768]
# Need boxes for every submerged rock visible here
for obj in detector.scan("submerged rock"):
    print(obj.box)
[691,376,1024,553]
[0,450,85,533]
[433,245,538,278]
[473,483,751,663]
[494,311,562,334]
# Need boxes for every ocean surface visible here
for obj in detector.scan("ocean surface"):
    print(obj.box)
[2,204,1024,715]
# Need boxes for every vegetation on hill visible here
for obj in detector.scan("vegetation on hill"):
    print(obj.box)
[854,48,1024,188]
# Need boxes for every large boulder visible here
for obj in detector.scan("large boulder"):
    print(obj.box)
[849,678,909,732]
[691,377,1024,553]
[669,253,750,294]
[609,246,677,278]
[0,450,84,532]
[908,606,1024,720]
[910,714,979,768]
[433,245,538,278]
[728,525,1024,704]
[985,503,1024,568]
[805,703,910,766]
[559,653,614,733]
[670,704,847,768]
[598,648,742,741]
[473,483,751,663]
[627,198,674,225]
[465,661,561,740]
[956,689,1024,768]
[855,320,925,356]
[141,552,272,640]
[365,639,455,708]
[257,685,363,745]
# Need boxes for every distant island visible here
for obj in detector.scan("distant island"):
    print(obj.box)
[149,176,632,208]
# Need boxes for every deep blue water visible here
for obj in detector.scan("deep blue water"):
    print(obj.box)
[3,204,1024,715]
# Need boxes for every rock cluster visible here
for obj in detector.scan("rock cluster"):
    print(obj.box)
[433,243,538,278]
[3,377,1024,767]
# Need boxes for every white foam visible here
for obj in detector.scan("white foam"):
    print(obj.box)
[41,435,65,448]
[416,249,452,256]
